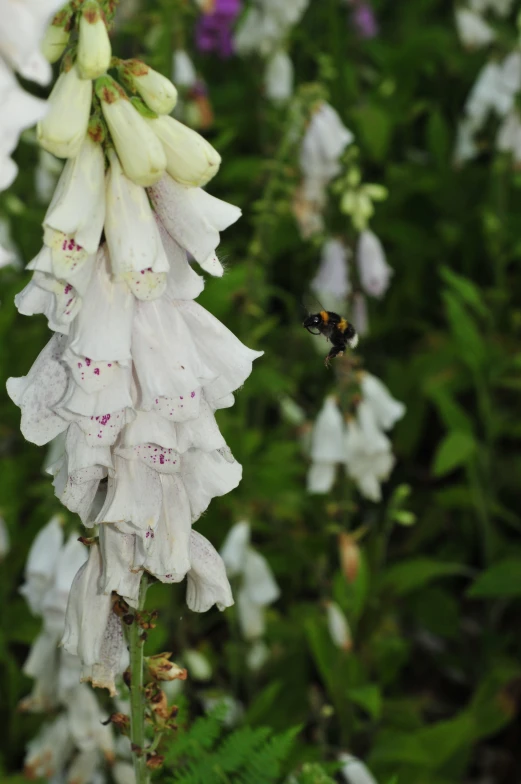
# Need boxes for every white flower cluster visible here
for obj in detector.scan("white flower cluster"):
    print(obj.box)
[310,232,393,338]
[307,373,405,502]
[19,517,120,783]
[221,521,280,670]
[294,102,354,238]
[454,3,521,165]
[234,0,309,102]
[0,0,65,268]
[8,13,262,696]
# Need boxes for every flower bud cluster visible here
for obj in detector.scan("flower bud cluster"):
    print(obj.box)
[8,5,262,696]
[307,374,405,502]
[234,0,309,102]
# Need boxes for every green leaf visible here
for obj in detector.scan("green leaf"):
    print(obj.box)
[347,684,383,720]
[467,558,521,598]
[382,558,469,596]
[352,104,392,162]
[432,431,476,477]
[440,267,490,318]
[426,110,450,167]
[443,291,486,370]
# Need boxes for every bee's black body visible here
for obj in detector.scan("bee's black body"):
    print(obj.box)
[303,310,358,366]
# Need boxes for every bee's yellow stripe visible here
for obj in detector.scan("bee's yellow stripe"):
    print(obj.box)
[320,310,329,323]
[338,318,348,332]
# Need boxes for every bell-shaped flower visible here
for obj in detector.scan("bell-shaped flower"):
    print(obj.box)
[242,549,280,607]
[67,750,104,784]
[41,534,88,637]
[6,334,68,446]
[24,715,74,779]
[15,271,83,334]
[105,150,169,277]
[186,531,234,612]
[37,65,93,158]
[356,229,393,299]
[68,683,114,756]
[0,59,48,189]
[183,649,212,680]
[247,640,270,671]
[326,601,352,651]
[77,1,111,79]
[20,630,60,712]
[97,75,166,186]
[311,395,346,462]
[146,115,221,187]
[44,135,106,256]
[339,753,378,784]
[125,59,178,114]
[310,238,351,305]
[62,544,125,696]
[19,516,63,615]
[497,110,521,163]
[300,102,354,182]
[172,49,197,88]
[359,372,405,431]
[264,50,293,102]
[113,761,136,784]
[150,173,241,265]
[352,292,369,337]
[0,0,65,85]
[220,521,251,576]
[455,8,495,48]
[99,525,142,607]
[344,409,395,503]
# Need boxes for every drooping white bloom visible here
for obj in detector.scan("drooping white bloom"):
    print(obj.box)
[351,292,369,337]
[187,531,234,613]
[359,372,405,431]
[497,110,521,162]
[326,601,352,651]
[37,65,93,158]
[20,515,64,615]
[357,230,393,299]
[307,396,345,494]
[173,50,197,88]
[310,238,351,308]
[24,715,75,779]
[339,754,378,784]
[221,522,279,648]
[0,0,65,85]
[35,149,64,203]
[455,8,495,48]
[234,0,309,58]
[469,0,513,16]
[77,1,112,80]
[264,50,293,102]
[184,649,213,681]
[344,408,395,503]
[130,63,178,115]
[300,103,354,183]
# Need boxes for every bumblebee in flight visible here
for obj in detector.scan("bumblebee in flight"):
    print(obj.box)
[303,309,359,366]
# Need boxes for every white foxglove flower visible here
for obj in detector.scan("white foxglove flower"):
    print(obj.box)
[311,238,351,306]
[67,749,104,784]
[264,50,293,102]
[357,230,393,298]
[455,8,495,48]
[77,1,112,79]
[307,396,345,494]
[97,78,167,186]
[465,57,521,128]
[470,0,513,14]
[24,715,74,779]
[0,516,9,559]
[41,534,88,636]
[149,174,241,266]
[339,754,378,784]
[173,50,197,88]
[497,110,521,162]
[37,65,93,158]
[300,103,354,182]
[234,0,308,58]
[105,150,168,277]
[326,601,352,651]
[359,372,405,431]
[0,0,64,85]
[184,649,212,681]
[146,115,221,187]
[187,530,234,612]
[352,292,369,337]
[113,761,136,784]
[68,683,114,755]
[35,148,63,203]
[220,520,250,576]
[44,135,106,257]
[344,413,394,503]
[128,61,178,115]
[20,515,64,615]
[247,640,270,671]
[453,117,479,165]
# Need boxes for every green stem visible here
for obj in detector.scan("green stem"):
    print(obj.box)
[129,575,149,784]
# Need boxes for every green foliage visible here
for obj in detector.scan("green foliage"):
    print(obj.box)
[164,706,300,784]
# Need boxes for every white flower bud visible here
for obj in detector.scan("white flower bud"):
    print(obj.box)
[97,76,166,186]
[127,61,178,114]
[357,229,393,299]
[77,1,112,80]
[326,601,352,651]
[172,49,197,88]
[147,115,221,187]
[41,23,70,64]
[264,50,293,102]
[37,65,92,158]
[184,649,212,681]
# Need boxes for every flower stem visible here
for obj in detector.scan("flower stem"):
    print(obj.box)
[129,574,149,784]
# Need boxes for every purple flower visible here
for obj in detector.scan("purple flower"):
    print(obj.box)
[195,0,242,59]
[351,1,378,39]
